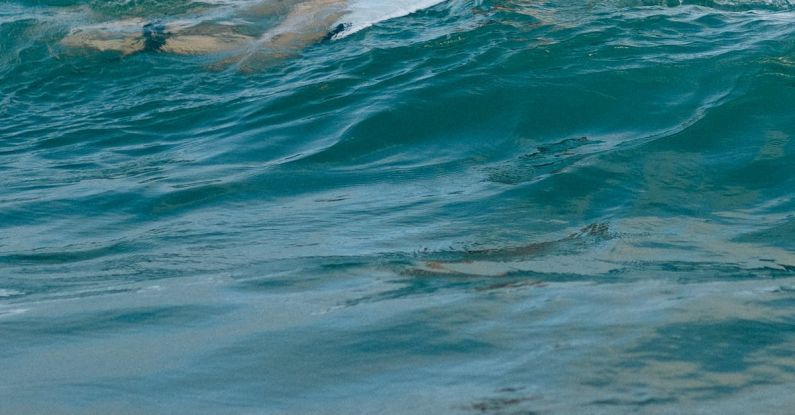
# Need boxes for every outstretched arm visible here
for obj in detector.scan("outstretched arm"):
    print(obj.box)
[224,0,348,71]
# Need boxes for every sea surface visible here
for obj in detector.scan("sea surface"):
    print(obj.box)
[3,0,795,413]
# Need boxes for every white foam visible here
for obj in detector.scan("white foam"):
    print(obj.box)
[334,0,448,39]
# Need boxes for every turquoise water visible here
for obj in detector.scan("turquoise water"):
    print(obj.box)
[3,0,795,413]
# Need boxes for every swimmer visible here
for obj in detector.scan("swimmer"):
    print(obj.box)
[60,0,448,69]
[61,0,346,58]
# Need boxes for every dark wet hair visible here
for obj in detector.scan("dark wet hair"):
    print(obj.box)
[322,23,350,42]
[143,21,168,52]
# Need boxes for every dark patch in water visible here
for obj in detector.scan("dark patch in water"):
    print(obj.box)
[142,21,169,52]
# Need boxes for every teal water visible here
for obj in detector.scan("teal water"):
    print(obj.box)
[3,0,795,413]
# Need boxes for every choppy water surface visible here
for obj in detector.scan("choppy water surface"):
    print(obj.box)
[3,0,795,413]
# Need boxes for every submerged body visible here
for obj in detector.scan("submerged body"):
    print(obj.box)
[61,0,448,68]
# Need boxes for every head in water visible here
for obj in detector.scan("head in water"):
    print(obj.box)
[142,21,169,52]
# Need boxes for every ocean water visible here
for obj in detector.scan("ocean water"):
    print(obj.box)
[2,0,795,413]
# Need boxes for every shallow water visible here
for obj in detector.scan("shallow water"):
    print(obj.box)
[2,0,795,413]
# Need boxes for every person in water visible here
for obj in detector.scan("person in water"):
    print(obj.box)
[61,0,351,68]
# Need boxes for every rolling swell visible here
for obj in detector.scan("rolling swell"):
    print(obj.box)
[2,1,795,413]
